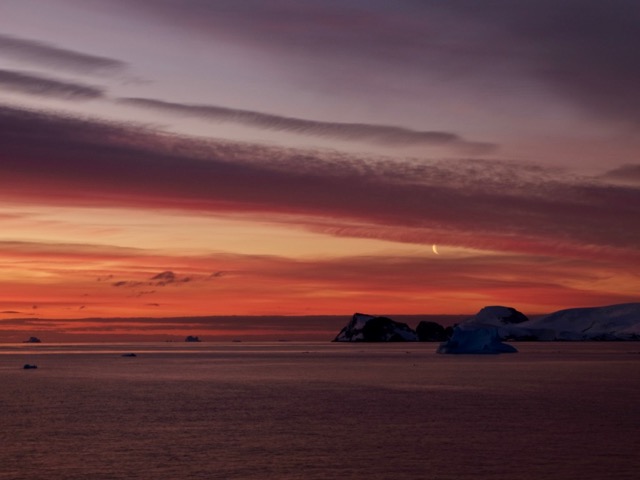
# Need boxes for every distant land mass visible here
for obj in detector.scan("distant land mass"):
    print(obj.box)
[1,314,468,343]
[334,303,640,343]
[3,304,639,343]
[464,303,640,341]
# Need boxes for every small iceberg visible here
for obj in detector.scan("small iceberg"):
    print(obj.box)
[437,325,517,354]
[121,353,137,357]
[185,335,201,342]
[23,364,38,369]
[23,337,41,343]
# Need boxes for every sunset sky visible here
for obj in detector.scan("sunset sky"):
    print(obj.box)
[1,1,639,340]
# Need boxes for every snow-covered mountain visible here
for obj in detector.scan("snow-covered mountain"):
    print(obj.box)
[522,303,640,341]
[463,303,640,341]
[333,303,640,344]
[469,306,529,326]
[437,302,640,353]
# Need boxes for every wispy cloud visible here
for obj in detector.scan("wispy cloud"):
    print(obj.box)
[0,69,104,99]
[119,97,496,152]
[0,105,637,262]
[1,237,635,318]
[0,240,145,262]
[0,33,127,74]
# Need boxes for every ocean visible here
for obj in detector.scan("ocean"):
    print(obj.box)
[1,342,638,479]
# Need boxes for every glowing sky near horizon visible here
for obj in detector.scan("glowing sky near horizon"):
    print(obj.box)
[0,0,639,340]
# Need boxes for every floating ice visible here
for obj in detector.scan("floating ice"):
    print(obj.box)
[436,324,517,354]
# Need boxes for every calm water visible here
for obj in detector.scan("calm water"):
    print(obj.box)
[1,342,639,479]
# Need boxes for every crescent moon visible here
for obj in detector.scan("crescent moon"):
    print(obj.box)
[432,244,439,255]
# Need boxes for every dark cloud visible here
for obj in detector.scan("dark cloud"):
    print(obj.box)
[467,1,640,126]
[135,291,157,298]
[113,271,192,288]
[602,164,640,183]
[0,33,127,74]
[0,69,104,99]
[491,0,640,125]
[150,270,191,285]
[93,0,640,126]
[119,97,495,152]
[0,105,638,261]
[151,270,176,282]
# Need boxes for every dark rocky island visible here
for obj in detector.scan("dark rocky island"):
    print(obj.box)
[333,313,419,342]
[416,321,452,342]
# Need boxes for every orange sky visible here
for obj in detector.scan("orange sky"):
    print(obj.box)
[1,1,639,340]
[1,202,636,333]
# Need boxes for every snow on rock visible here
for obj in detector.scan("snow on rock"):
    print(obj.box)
[462,303,640,341]
[471,306,529,326]
[333,303,640,344]
[436,324,518,354]
[462,306,532,340]
[523,303,640,341]
[333,313,418,342]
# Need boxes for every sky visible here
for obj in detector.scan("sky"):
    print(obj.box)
[0,1,639,340]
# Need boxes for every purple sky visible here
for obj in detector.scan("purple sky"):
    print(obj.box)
[0,1,638,337]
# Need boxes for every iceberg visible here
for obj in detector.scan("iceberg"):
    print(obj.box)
[436,324,517,354]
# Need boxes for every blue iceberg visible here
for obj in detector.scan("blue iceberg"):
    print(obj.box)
[437,324,517,354]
